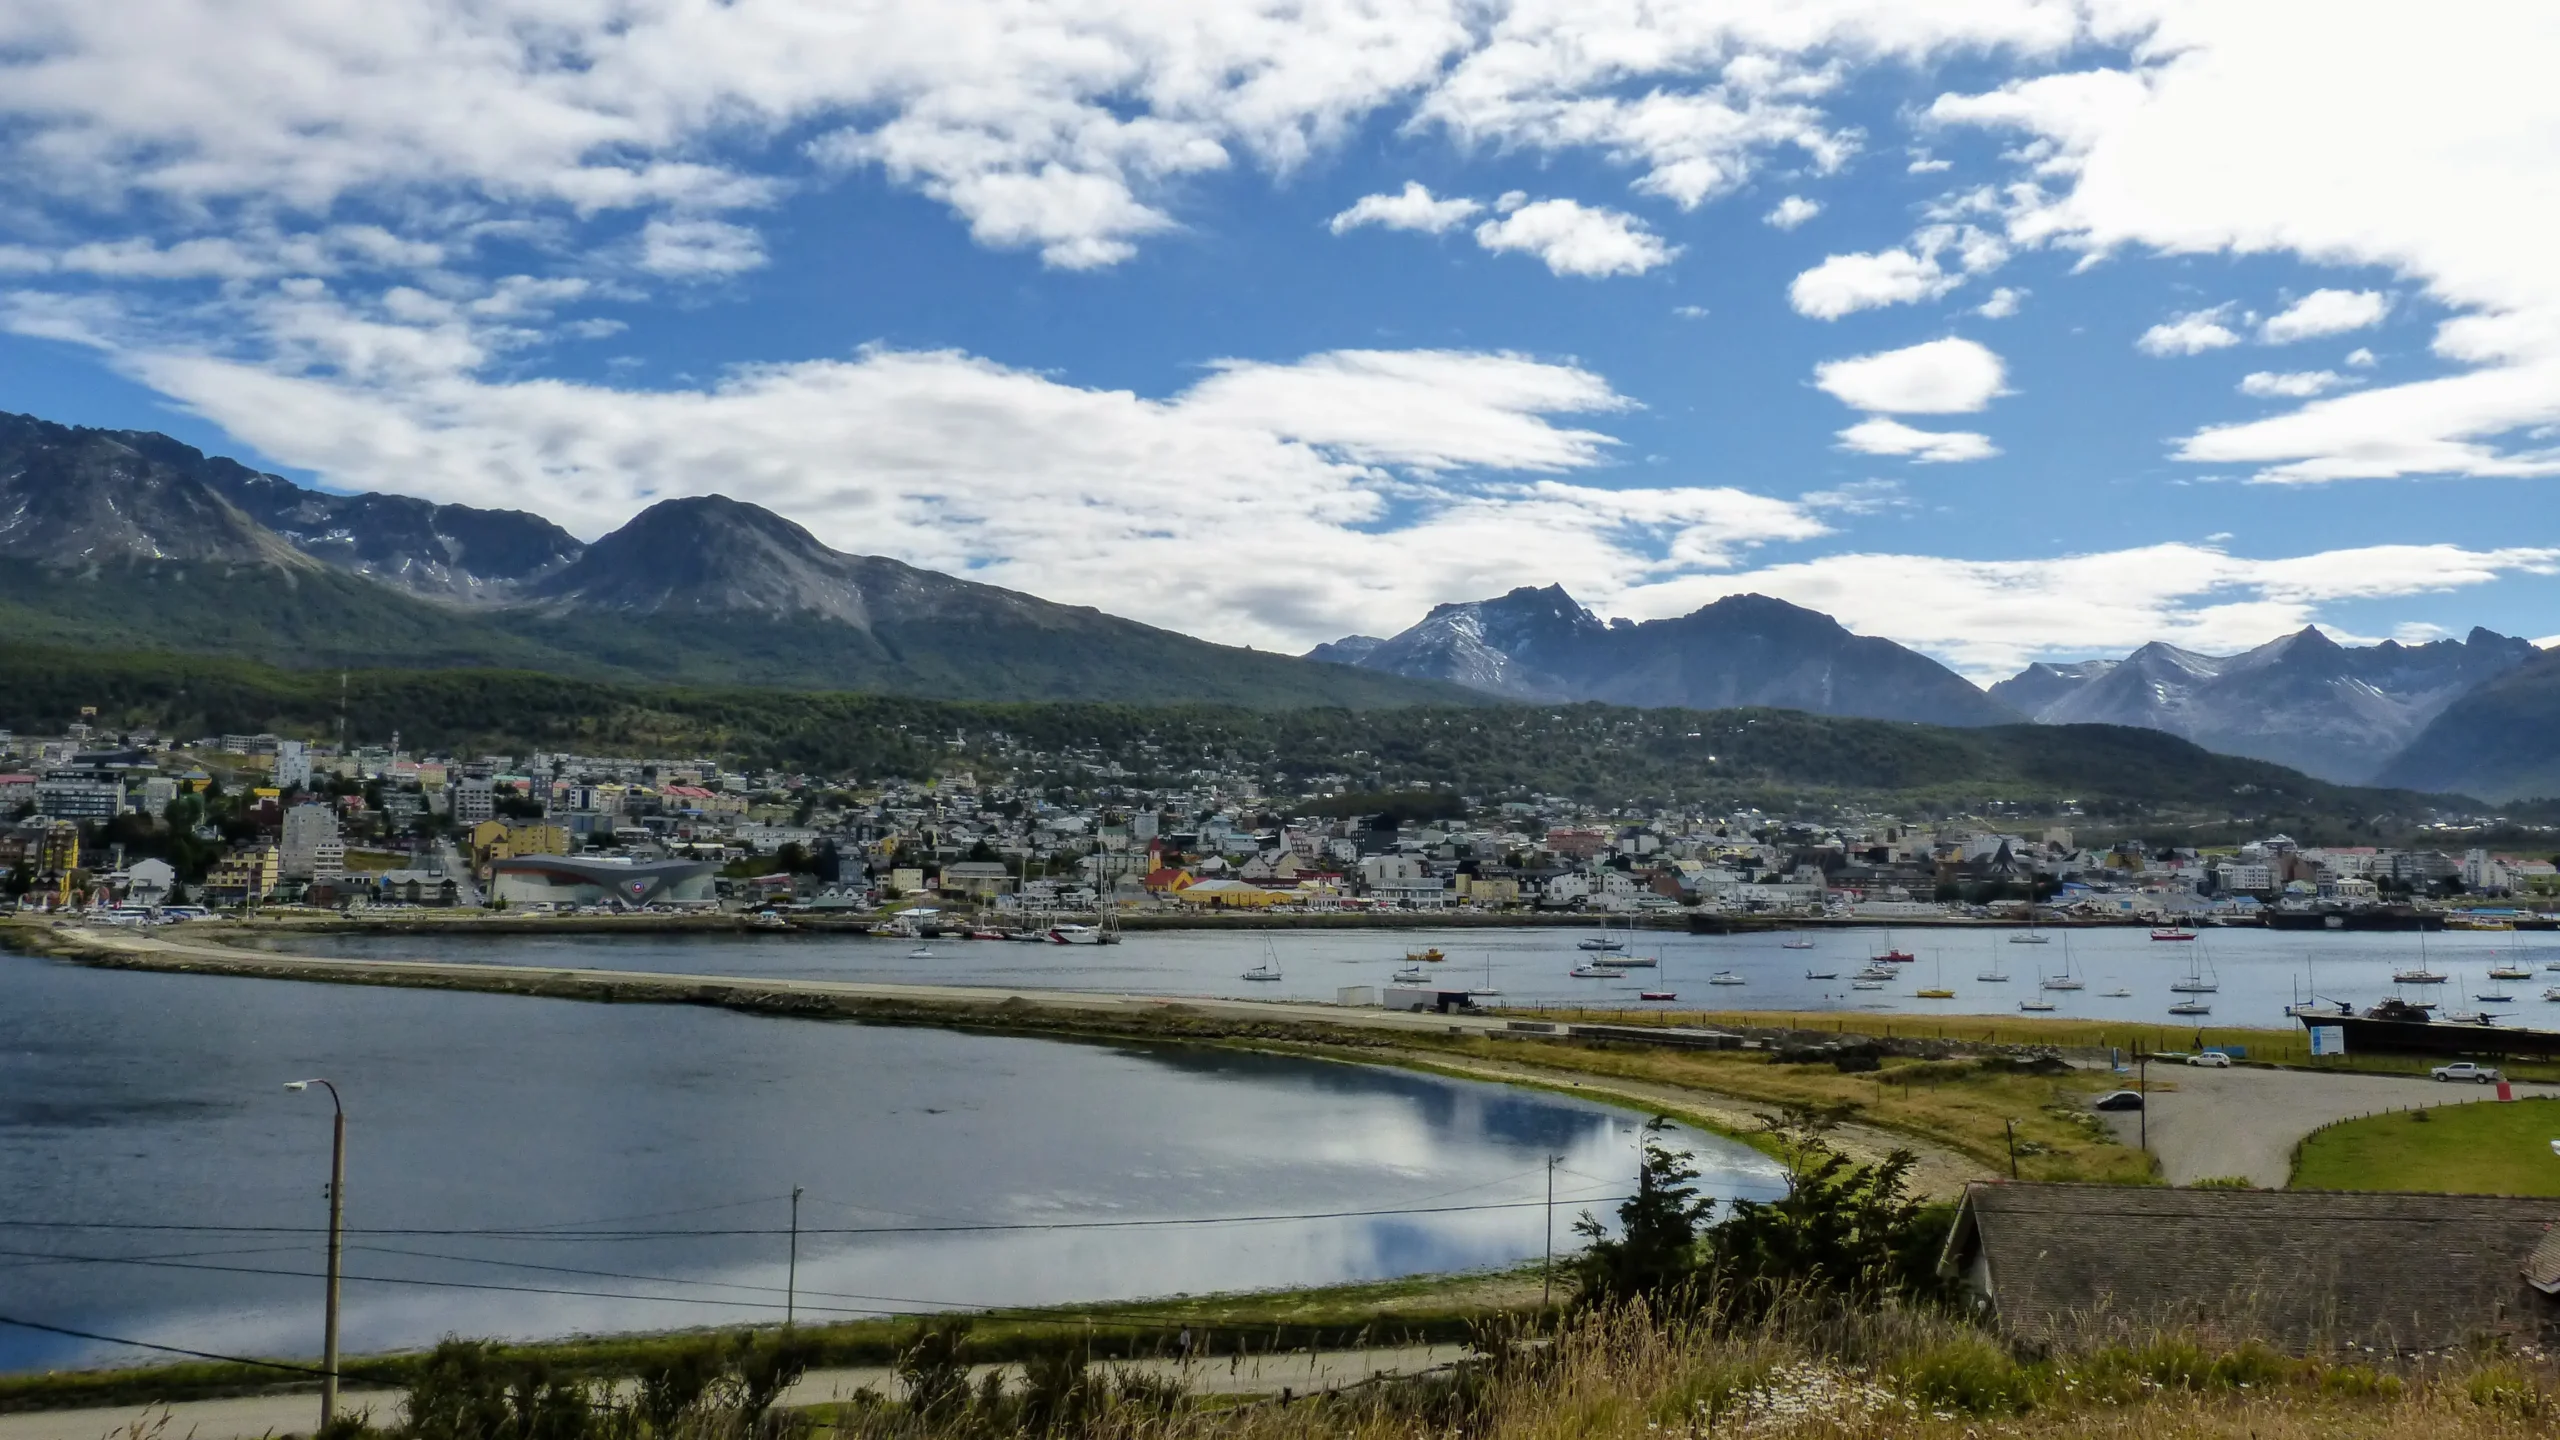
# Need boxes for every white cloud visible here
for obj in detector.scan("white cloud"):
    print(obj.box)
[1671,304,1710,320]
[1620,542,2560,680]
[2344,347,2378,368]
[1471,199,1677,278]
[1789,249,1955,319]
[2259,288,2390,344]
[1907,156,1951,173]
[1797,479,1908,515]
[1786,223,2006,319]
[1976,286,2025,318]
[1763,196,1821,229]
[42,288,1833,648]
[636,219,767,279]
[2136,307,2242,357]
[2238,370,2344,399]
[1834,417,1998,463]
[1328,182,1482,235]
[1932,6,2560,483]
[1813,337,2005,414]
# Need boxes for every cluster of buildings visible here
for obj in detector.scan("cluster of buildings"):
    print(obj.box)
[4,720,2553,922]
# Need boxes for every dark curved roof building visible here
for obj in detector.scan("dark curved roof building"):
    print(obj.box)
[491,856,717,908]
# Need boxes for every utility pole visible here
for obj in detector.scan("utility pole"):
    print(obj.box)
[1540,1154,1559,1310]
[285,1080,346,1431]
[2004,1119,2018,1180]
[2138,1054,2150,1152]
[787,1186,804,1326]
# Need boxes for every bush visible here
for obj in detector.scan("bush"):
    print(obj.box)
[1891,1333,2042,1415]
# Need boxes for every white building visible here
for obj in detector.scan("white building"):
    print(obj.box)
[279,803,346,882]
[275,740,311,791]
[452,777,496,826]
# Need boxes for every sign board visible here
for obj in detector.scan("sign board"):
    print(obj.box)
[2308,1025,2346,1057]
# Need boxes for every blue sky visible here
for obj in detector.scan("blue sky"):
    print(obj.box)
[0,1,2552,679]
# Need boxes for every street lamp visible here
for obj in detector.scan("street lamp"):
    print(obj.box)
[285,1079,346,1431]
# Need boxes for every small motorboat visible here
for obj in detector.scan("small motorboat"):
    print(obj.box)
[1708,971,1746,986]
[1855,965,1895,980]
[2394,969,2448,984]
[1407,948,1447,963]
[2102,987,2132,998]
[1804,969,1839,980]
[1569,964,1626,979]
[1577,937,1625,952]
[2018,998,2057,1012]
[968,927,1006,940]
[1241,963,1283,982]
[1915,986,1956,999]
[2543,987,2560,1002]
[2167,999,2211,1015]
[1851,979,1886,991]
[2151,927,2197,942]
[907,946,937,959]
[1639,990,1678,1001]
[1875,949,1917,964]
[1391,966,1430,984]
[1782,937,1817,950]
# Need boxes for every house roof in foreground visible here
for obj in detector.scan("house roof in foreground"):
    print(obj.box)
[1941,1181,2560,1351]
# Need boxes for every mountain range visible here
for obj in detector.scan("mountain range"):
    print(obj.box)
[0,411,1460,708]
[7,405,2558,798]
[1987,628,2540,788]
[1310,585,2015,727]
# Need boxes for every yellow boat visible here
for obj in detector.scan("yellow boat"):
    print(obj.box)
[1406,947,1447,963]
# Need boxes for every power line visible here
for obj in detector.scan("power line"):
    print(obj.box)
[0,1314,334,1377]
[0,1193,1632,1240]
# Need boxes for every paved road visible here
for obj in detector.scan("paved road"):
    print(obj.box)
[2101,1063,2560,1186]
[0,1344,1467,1440]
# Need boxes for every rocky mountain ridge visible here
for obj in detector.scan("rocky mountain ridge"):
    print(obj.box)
[1990,626,2539,784]
[1309,585,2018,727]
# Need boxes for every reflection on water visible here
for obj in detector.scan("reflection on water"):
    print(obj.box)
[0,954,1783,1372]
[258,924,2560,1029]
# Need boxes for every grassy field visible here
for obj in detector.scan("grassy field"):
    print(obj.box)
[2291,1095,2560,1195]
[0,1268,1542,1414]
[1384,1030,2153,1184]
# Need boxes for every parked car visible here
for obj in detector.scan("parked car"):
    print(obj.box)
[2186,1051,2232,1068]
[2092,1090,2145,1111]
[2432,1062,2502,1084]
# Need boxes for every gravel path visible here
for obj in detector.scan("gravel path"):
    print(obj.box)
[2102,1063,2560,1186]
[0,1344,1468,1440]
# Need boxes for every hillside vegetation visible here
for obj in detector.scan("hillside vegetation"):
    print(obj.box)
[0,645,2477,836]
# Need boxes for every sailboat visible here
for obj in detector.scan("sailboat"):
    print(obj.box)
[2010,906,2050,944]
[2169,933,2219,994]
[1241,939,1283,983]
[1782,934,1817,950]
[1914,955,1955,999]
[2041,931,2085,991]
[1873,926,1916,963]
[1577,916,1626,952]
[1978,940,2010,983]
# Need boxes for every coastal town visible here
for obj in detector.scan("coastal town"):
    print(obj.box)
[7,723,2553,926]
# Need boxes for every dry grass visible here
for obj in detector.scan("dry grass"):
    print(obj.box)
[1377,1032,2154,1184]
[808,1305,2560,1440]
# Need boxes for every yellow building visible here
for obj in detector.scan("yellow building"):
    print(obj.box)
[34,820,79,876]
[1168,878,1286,909]
[470,819,571,877]
[204,847,278,905]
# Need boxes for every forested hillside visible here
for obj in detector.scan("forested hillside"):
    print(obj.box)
[1,645,2491,841]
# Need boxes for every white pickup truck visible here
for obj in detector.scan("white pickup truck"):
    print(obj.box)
[2431,1062,2503,1084]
